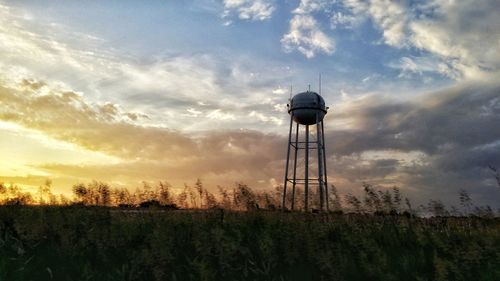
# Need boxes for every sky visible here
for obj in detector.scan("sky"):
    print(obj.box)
[0,0,499,208]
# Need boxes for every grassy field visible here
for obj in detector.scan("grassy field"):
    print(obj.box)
[1,206,499,281]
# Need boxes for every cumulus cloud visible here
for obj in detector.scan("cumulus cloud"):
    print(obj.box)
[337,0,500,80]
[0,79,286,189]
[281,14,334,58]
[367,0,407,46]
[207,109,236,121]
[387,56,459,79]
[0,4,291,133]
[330,11,360,29]
[293,0,327,15]
[280,0,335,58]
[248,111,283,125]
[272,86,288,95]
[0,81,195,161]
[222,0,275,21]
[337,0,408,46]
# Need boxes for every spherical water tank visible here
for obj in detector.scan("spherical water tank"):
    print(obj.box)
[288,91,327,125]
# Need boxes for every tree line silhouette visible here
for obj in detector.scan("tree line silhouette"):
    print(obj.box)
[1,167,499,217]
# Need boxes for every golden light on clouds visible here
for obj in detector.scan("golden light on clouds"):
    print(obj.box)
[0,78,287,195]
[0,119,119,194]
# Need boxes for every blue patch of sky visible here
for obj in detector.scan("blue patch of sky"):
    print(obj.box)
[12,1,288,61]
[9,0,452,94]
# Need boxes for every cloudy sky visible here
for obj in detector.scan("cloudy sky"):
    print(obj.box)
[0,0,499,207]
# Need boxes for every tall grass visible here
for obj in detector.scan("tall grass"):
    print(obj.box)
[0,206,499,281]
[1,176,499,280]
[1,178,498,217]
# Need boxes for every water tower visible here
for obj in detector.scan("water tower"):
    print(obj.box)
[282,89,329,211]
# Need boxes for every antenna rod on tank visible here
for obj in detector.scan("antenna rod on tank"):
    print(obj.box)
[289,85,292,100]
[319,73,322,96]
[308,84,311,91]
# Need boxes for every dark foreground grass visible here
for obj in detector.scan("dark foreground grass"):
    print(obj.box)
[0,206,499,281]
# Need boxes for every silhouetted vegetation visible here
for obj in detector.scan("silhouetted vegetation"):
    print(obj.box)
[0,182,34,205]
[0,205,499,281]
[1,176,499,216]
[1,179,499,280]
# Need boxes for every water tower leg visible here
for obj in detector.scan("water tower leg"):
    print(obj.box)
[304,125,309,211]
[282,114,294,210]
[291,123,299,211]
[321,121,329,211]
[317,120,324,211]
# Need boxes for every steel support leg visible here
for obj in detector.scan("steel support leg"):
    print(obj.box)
[304,125,309,211]
[317,119,324,211]
[321,121,329,211]
[291,122,299,211]
[282,114,294,210]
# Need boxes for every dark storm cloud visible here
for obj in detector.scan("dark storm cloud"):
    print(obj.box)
[328,83,500,155]
[325,82,500,207]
